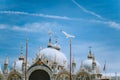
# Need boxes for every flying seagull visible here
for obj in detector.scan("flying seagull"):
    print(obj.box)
[61,30,75,38]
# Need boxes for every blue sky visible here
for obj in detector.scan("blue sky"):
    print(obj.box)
[0,0,120,73]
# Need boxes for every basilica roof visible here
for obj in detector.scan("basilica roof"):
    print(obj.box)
[40,47,68,68]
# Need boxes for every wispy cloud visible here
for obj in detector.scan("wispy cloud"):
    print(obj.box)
[0,22,62,32]
[72,0,120,30]
[72,0,104,20]
[107,21,120,29]
[0,11,72,20]
[1,10,120,30]
[12,22,62,32]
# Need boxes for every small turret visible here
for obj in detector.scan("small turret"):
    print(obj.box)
[3,55,9,74]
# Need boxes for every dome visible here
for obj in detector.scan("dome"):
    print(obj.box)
[15,60,23,71]
[40,48,68,68]
[82,59,101,73]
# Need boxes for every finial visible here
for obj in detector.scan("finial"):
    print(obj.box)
[21,45,23,54]
[89,46,92,54]
[48,30,52,43]
[54,32,60,50]
[47,30,53,47]
[55,35,58,44]
[19,45,24,60]
[88,46,93,59]
[5,54,8,65]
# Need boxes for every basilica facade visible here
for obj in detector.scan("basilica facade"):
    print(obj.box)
[0,36,105,80]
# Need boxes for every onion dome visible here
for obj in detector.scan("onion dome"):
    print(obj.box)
[82,58,101,73]
[81,48,101,73]
[39,48,68,68]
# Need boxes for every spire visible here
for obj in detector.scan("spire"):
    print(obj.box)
[4,54,8,65]
[47,30,53,47]
[4,54,9,74]
[89,46,92,54]
[88,46,93,59]
[19,46,24,60]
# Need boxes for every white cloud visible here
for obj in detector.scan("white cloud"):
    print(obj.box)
[1,10,120,30]
[0,22,63,33]
[107,21,120,29]
[0,24,7,29]
[12,22,62,32]
[72,0,104,20]
[0,11,72,20]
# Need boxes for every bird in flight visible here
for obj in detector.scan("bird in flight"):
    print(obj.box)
[61,30,75,38]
